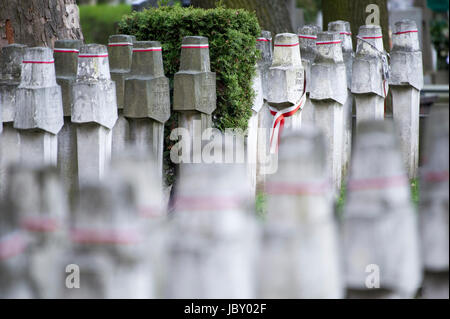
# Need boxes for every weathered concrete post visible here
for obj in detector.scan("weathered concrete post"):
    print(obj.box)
[352,25,389,127]
[173,36,216,163]
[310,31,347,191]
[328,20,354,179]
[255,31,273,193]
[259,126,342,298]
[298,25,319,124]
[62,176,153,299]
[0,44,26,199]
[166,136,258,298]
[0,169,33,298]
[72,44,118,186]
[390,20,423,179]
[266,33,306,154]
[111,149,166,297]
[8,164,68,299]
[342,120,421,298]
[54,39,82,203]
[419,105,449,299]
[14,47,64,166]
[123,41,170,177]
[108,35,133,158]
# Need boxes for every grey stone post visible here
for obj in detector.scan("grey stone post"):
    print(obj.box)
[0,167,34,298]
[266,33,306,154]
[342,120,421,298]
[352,25,389,127]
[7,163,68,298]
[390,20,423,179]
[108,34,134,158]
[328,20,354,179]
[310,31,347,191]
[54,39,82,204]
[419,105,449,299]
[0,44,26,199]
[72,44,118,186]
[255,31,273,193]
[14,47,64,166]
[111,149,166,297]
[123,41,170,178]
[62,176,153,298]
[298,25,319,124]
[259,126,342,298]
[173,36,216,162]
[166,136,258,298]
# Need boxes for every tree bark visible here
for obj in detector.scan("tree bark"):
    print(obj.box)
[190,0,293,34]
[0,0,83,49]
[322,0,390,51]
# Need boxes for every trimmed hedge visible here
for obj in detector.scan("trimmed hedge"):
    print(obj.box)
[79,4,132,44]
[118,5,261,132]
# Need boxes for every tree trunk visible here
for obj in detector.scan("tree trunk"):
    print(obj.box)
[0,0,83,49]
[322,0,390,51]
[190,0,293,34]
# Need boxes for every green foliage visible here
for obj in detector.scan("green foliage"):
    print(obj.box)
[430,17,449,70]
[410,178,419,208]
[79,4,132,44]
[118,5,261,132]
[118,6,261,185]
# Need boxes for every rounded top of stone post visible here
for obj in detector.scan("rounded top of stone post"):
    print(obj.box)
[314,31,343,63]
[19,47,57,88]
[257,30,273,64]
[328,20,353,53]
[0,43,27,82]
[54,40,82,78]
[392,19,420,52]
[298,25,319,62]
[54,39,82,50]
[356,25,384,54]
[272,33,301,66]
[179,36,210,72]
[108,34,134,45]
[76,44,111,81]
[129,41,164,77]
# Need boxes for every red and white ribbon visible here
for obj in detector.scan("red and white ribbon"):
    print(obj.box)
[268,71,307,154]
[394,30,418,35]
[133,47,162,52]
[316,40,341,45]
[0,232,28,261]
[108,42,133,47]
[347,175,408,191]
[298,35,317,40]
[340,32,352,36]
[274,42,299,47]
[22,60,54,64]
[257,38,271,42]
[20,216,59,232]
[70,227,141,245]
[78,53,108,58]
[54,48,79,53]
[361,35,383,39]
[265,180,330,195]
[181,44,209,49]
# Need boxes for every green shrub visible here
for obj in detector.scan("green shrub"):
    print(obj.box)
[118,5,261,132]
[118,5,261,185]
[79,4,132,44]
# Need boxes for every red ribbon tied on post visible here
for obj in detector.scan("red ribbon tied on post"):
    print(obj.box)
[268,70,307,154]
